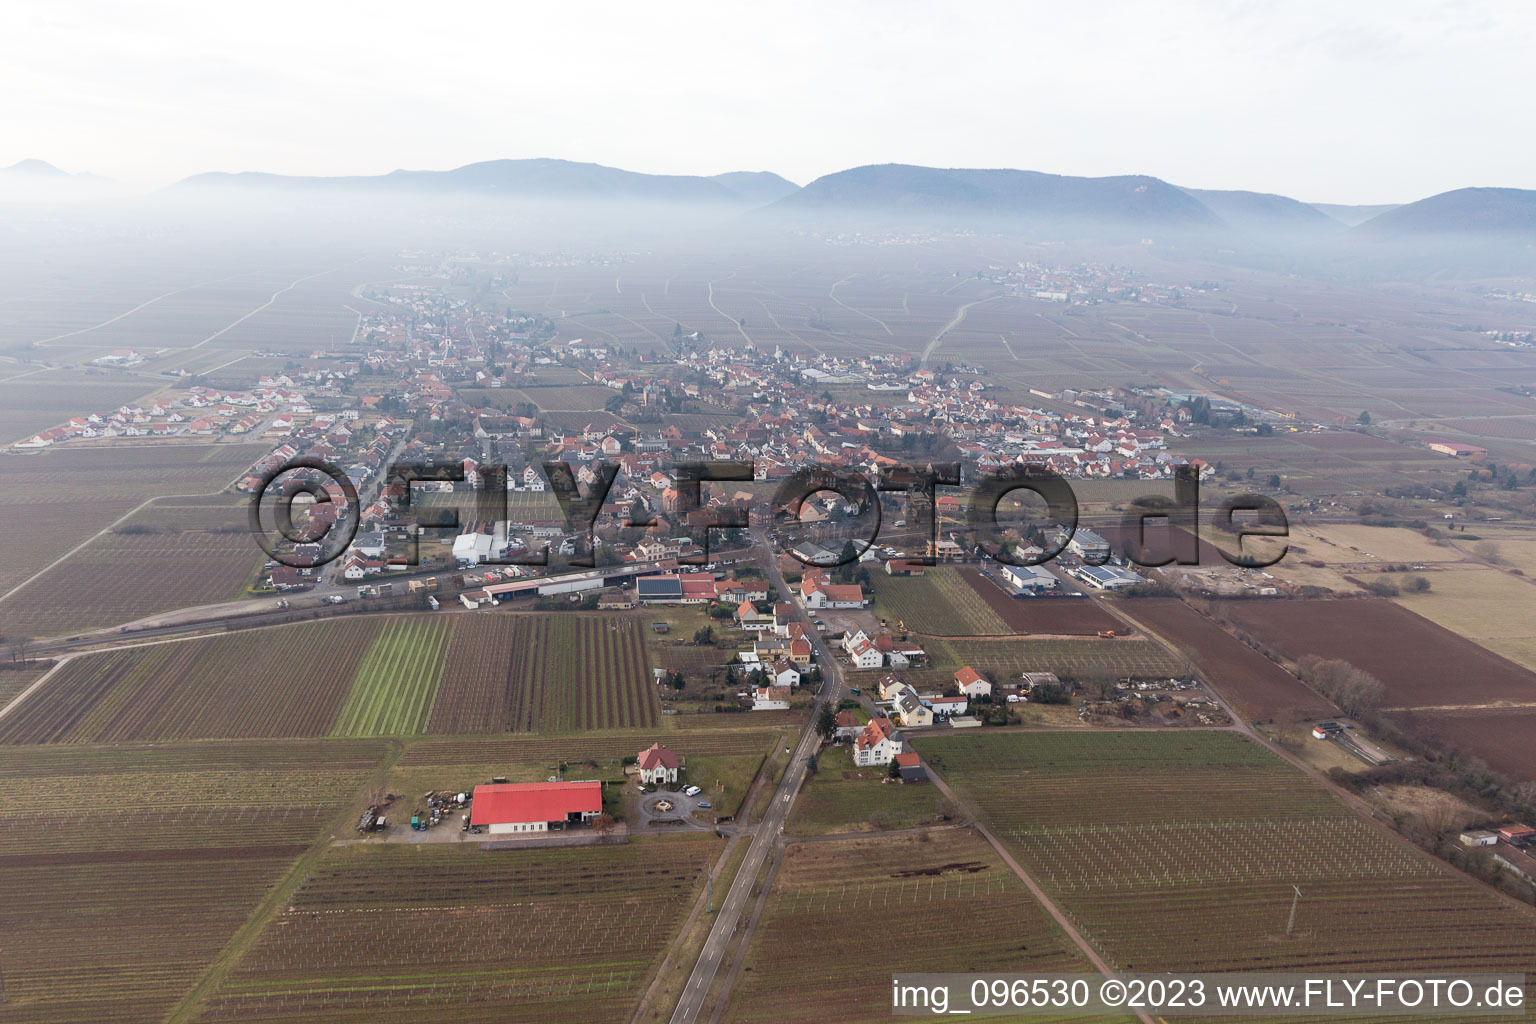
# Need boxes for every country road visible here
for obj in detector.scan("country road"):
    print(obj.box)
[666,533,840,1024]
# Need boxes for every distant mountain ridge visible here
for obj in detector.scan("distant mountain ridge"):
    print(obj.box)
[1178,187,1344,236]
[766,164,1221,230]
[1349,187,1536,238]
[18,153,1536,243]
[3,159,70,176]
[176,158,796,208]
[0,159,114,199]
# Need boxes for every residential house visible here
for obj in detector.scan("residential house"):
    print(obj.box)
[895,691,934,728]
[853,717,904,767]
[847,637,884,670]
[955,666,992,699]
[928,695,969,718]
[833,710,863,742]
[636,743,681,785]
[772,659,802,688]
[752,685,792,711]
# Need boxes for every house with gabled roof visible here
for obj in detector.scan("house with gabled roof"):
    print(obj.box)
[955,666,992,698]
[636,742,681,785]
[853,717,903,767]
[833,710,863,742]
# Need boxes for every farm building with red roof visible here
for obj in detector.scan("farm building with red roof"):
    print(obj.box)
[469,781,602,834]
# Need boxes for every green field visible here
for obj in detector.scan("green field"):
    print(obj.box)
[917,731,1536,988]
[868,569,1008,635]
[786,744,941,835]
[331,619,450,736]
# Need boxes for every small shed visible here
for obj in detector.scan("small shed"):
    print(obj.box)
[894,752,925,782]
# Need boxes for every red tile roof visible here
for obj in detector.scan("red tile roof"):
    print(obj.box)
[955,666,986,688]
[855,716,896,751]
[469,781,601,825]
[637,742,679,771]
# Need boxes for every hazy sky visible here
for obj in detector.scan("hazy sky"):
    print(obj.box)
[2,0,1531,203]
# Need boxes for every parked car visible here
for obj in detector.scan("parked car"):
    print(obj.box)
[684,785,702,797]
[697,801,712,809]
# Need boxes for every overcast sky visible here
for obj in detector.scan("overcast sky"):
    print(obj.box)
[2,0,1531,203]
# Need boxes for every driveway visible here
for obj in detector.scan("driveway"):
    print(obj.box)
[637,788,712,830]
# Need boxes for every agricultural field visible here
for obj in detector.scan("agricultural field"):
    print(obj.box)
[397,726,786,772]
[1393,566,1536,672]
[0,661,53,709]
[510,384,623,410]
[426,615,521,734]
[0,496,261,638]
[1292,523,1464,565]
[331,618,450,736]
[900,634,1185,691]
[0,739,389,1023]
[0,613,663,743]
[1123,599,1336,722]
[722,830,1120,1024]
[1218,599,1536,710]
[0,618,384,743]
[917,731,1536,989]
[0,442,269,599]
[1387,707,1536,784]
[0,367,166,444]
[194,837,719,1024]
[960,567,1128,635]
[0,739,389,855]
[496,614,659,732]
[786,744,941,835]
[868,568,1008,635]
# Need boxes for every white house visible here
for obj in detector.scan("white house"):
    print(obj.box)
[928,695,969,717]
[847,638,885,670]
[771,659,802,688]
[955,666,992,699]
[636,742,680,785]
[752,685,791,711]
[853,717,904,767]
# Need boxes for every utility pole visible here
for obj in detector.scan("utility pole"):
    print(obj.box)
[705,866,716,914]
[1286,885,1303,936]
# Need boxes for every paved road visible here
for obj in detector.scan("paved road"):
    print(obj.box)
[667,532,843,1024]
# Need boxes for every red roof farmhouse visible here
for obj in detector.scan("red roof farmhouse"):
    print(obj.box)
[637,742,681,785]
[468,781,602,834]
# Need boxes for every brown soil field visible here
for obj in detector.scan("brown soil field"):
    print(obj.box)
[959,568,1125,635]
[1219,599,1536,709]
[1126,599,1337,722]
[1387,708,1536,784]
[1087,521,1231,567]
